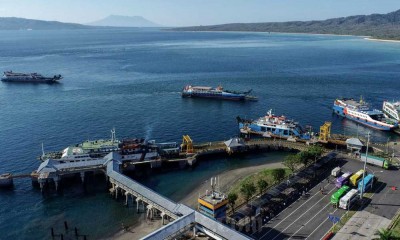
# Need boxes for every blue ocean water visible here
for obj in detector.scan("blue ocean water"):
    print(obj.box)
[0,28,400,239]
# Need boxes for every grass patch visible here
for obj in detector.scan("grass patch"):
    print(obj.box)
[228,168,291,207]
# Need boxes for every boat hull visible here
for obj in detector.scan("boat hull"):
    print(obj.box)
[333,103,395,131]
[182,92,246,101]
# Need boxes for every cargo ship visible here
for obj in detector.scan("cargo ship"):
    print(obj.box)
[237,109,311,140]
[333,98,398,131]
[1,71,62,83]
[182,85,256,101]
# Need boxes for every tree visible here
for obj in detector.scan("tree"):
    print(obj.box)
[228,192,238,213]
[271,168,286,184]
[257,179,268,195]
[374,228,394,240]
[308,145,324,162]
[283,154,300,173]
[240,182,256,203]
[298,151,311,166]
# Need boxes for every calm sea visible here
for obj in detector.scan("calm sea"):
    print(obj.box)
[0,28,399,239]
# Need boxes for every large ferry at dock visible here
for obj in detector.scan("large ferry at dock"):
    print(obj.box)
[40,129,177,164]
[383,101,400,122]
[238,109,311,140]
[1,71,62,83]
[333,98,398,131]
[182,85,256,101]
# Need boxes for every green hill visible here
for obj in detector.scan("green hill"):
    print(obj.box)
[0,17,91,30]
[172,9,400,40]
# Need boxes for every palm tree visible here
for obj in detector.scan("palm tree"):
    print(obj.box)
[374,228,395,240]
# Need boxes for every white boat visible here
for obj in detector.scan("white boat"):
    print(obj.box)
[383,101,400,122]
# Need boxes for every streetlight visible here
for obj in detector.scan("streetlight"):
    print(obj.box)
[360,131,370,200]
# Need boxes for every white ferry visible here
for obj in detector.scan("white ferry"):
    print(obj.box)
[383,101,400,122]
[333,98,398,131]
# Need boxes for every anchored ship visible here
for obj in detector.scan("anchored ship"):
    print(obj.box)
[333,98,398,131]
[1,71,62,83]
[182,85,256,101]
[383,101,400,122]
[237,109,311,140]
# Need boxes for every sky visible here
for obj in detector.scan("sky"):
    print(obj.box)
[0,0,400,26]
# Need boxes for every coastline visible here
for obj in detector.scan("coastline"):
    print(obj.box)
[170,28,400,43]
[364,37,400,43]
[110,161,284,239]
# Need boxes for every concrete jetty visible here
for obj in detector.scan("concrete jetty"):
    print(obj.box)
[34,152,251,240]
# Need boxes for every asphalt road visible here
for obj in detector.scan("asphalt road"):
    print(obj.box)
[251,154,400,240]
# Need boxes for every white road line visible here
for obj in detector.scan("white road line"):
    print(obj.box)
[254,181,332,237]
[288,202,332,239]
[317,181,386,240]
[306,208,338,240]
[267,186,337,240]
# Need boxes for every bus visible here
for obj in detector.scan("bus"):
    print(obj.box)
[339,189,359,210]
[331,185,350,207]
[358,174,375,193]
[335,172,352,188]
[349,170,365,187]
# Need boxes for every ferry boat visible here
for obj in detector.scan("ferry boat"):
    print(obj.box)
[333,98,398,131]
[40,130,166,163]
[182,85,254,101]
[238,109,311,140]
[1,71,62,83]
[382,101,400,122]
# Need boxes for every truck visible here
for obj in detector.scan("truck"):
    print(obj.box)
[360,154,389,169]
[331,167,341,177]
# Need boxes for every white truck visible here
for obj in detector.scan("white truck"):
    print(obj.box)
[360,153,389,169]
[331,167,341,177]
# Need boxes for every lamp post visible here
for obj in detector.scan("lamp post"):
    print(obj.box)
[360,131,370,200]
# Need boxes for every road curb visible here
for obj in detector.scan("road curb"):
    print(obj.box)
[388,208,400,230]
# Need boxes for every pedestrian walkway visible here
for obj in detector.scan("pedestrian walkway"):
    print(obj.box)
[332,210,391,240]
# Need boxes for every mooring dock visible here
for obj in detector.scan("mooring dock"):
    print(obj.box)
[34,152,251,240]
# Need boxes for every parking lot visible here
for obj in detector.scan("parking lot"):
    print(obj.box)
[251,154,400,240]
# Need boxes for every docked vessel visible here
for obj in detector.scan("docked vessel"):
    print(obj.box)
[1,71,62,83]
[333,98,398,131]
[182,85,255,101]
[39,130,178,164]
[383,101,400,122]
[237,109,311,140]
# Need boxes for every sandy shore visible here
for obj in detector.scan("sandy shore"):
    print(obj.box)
[110,161,284,239]
[364,37,400,43]
[180,161,285,208]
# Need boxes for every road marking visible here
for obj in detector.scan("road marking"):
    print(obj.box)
[317,181,386,240]
[306,208,338,240]
[266,186,337,240]
[253,181,332,237]
[288,201,332,239]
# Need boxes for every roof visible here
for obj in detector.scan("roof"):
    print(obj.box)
[346,138,363,147]
[224,137,245,148]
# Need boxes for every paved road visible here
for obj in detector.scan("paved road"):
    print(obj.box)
[251,154,400,240]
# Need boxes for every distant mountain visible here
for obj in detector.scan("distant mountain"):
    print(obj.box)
[88,15,161,27]
[0,17,91,30]
[173,9,400,40]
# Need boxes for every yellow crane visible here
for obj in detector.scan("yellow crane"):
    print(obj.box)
[181,135,194,153]
[319,122,331,142]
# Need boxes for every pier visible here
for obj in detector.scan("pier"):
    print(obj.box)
[33,152,251,240]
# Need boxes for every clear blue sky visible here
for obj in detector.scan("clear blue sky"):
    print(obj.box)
[0,0,399,26]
